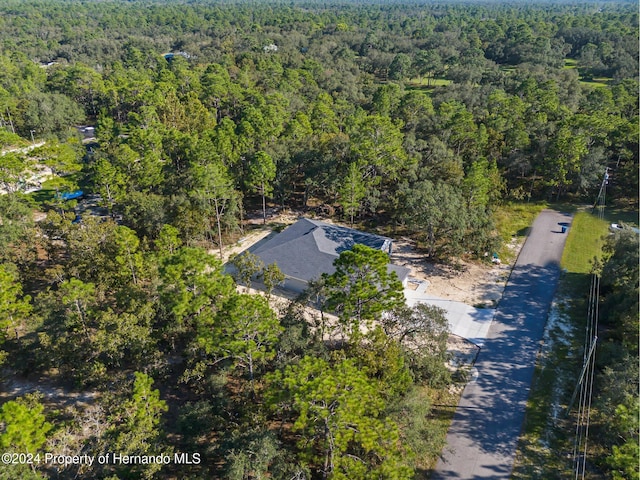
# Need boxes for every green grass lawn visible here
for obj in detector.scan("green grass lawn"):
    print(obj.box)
[560,211,610,274]
[579,78,609,88]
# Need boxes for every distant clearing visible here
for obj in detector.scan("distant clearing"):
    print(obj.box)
[564,59,611,87]
[406,77,452,89]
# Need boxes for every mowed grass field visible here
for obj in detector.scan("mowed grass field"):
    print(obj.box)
[560,211,610,273]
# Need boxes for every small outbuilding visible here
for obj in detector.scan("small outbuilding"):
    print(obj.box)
[251,218,410,293]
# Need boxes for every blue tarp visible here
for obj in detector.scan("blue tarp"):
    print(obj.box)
[58,190,83,200]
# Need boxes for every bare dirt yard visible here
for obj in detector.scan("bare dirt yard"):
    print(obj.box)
[391,237,516,308]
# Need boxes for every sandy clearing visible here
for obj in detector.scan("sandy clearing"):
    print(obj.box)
[390,237,518,308]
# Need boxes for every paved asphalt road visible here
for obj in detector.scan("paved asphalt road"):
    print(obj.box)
[432,209,573,479]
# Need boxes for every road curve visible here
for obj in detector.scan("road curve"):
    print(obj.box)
[432,209,573,479]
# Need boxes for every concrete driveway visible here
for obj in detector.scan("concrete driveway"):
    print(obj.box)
[404,288,495,347]
[432,209,573,479]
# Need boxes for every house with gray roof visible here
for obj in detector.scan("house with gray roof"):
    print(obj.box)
[250,218,410,293]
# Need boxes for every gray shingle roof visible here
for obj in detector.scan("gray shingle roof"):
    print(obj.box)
[252,218,410,283]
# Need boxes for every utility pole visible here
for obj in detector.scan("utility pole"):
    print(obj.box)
[527,169,537,203]
[5,108,15,134]
[30,130,36,145]
[591,167,609,214]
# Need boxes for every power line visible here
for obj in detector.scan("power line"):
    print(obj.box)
[568,271,600,479]
[567,164,611,478]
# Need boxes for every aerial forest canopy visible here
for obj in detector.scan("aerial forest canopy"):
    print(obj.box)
[0,1,637,247]
[0,0,637,479]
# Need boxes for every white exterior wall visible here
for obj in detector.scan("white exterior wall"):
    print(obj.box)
[284,276,309,294]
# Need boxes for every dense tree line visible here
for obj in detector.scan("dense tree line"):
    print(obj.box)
[0,0,637,478]
[0,1,636,259]
[592,230,639,479]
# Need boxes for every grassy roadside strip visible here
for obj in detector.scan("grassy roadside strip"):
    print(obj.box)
[512,210,609,479]
[406,77,453,88]
[423,386,463,472]
[560,212,610,274]
[494,202,548,262]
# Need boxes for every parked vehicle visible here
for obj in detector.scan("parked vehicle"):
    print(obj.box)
[609,223,640,234]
